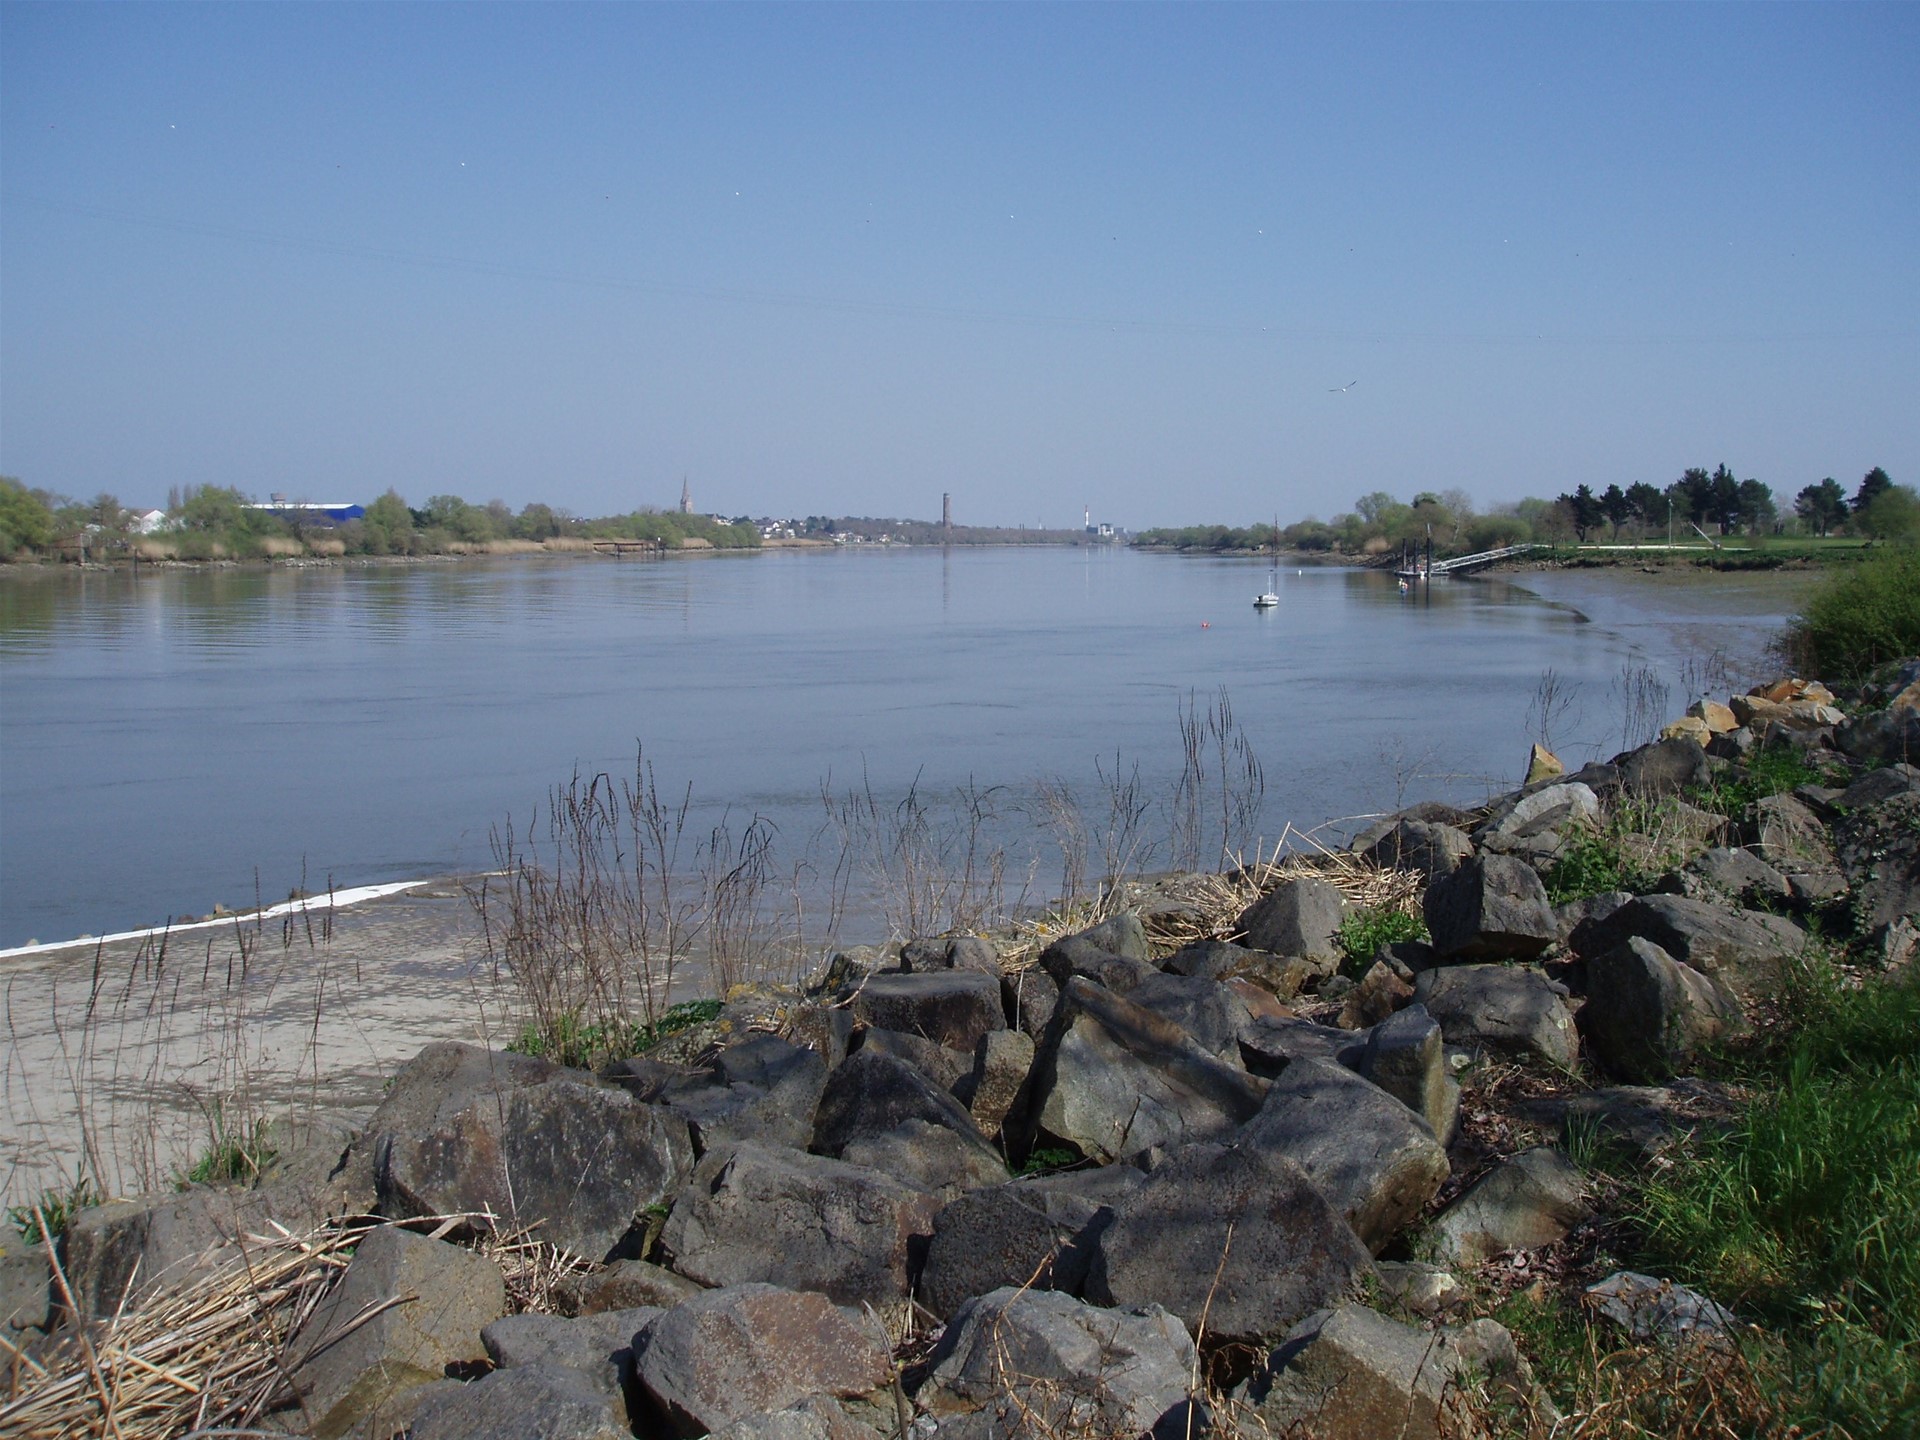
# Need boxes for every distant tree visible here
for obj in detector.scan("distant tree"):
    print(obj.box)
[1669,468,1713,529]
[361,489,414,554]
[1558,484,1605,541]
[1853,466,1894,516]
[1795,479,1848,537]
[1465,513,1531,551]
[1708,465,1742,534]
[1600,484,1631,536]
[0,476,58,555]
[514,502,562,540]
[1735,479,1775,535]
[1354,491,1399,528]
[1624,481,1668,531]
[1856,485,1920,542]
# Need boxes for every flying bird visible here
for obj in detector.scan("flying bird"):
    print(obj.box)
[1329,380,1358,392]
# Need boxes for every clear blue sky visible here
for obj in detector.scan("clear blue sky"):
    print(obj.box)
[3,3,1914,529]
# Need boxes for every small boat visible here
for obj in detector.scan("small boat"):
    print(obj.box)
[1254,517,1280,607]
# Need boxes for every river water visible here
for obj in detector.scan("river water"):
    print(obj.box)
[0,548,1806,950]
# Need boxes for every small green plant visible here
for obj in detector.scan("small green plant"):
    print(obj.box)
[1693,744,1839,819]
[1335,906,1428,973]
[1544,829,1640,904]
[1019,1146,1078,1176]
[507,997,726,1069]
[178,1114,278,1188]
[8,1175,104,1244]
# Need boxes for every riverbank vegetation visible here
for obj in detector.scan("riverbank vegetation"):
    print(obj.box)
[1132,465,1918,563]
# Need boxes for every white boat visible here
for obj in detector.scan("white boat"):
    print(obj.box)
[1254,519,1280,607]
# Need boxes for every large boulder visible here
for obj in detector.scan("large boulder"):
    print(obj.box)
[1161,939,1316,1001]
[901,934,1005,979]
[915,1286,1197,1440]
[1412,965,1578,1069]
[1086,1141,1373,1350]
[1568,894,1805,1001]
[1362,820,1475,881]
[660,1142,939,1306]
[1022,977,1268,1164]
[554,1258,703,1316]
[1038,933,1158,995]
[632,1284,893,1438]
[408,1363,630,1440]
[1419,1147,1590,1269]
[1618,738,1712,796]
[841,971,1006,1052]
[1237,877,1348,974]
[1124,971,1255,1059]
[1481,783,1601,843]
[960,1028,1035,1141]
[480,1307,662,1424]
[281,1225,506,1440]
[857,1027,973,1093]
[1238,1015,1367,1078]
[61,1185,278,1319]
[706,1397,882,1440]
[377,1071,694,1261]
[1581,937,1746,1083]
[1834,786,1920,937]
[1360,1004,1459,1144]
[1248,1305,1548,1440]
[813,1050,1008,1199]
[1424,856,1557,962]
[918,1168,1141,1320]
[1240,1059,1448,1254]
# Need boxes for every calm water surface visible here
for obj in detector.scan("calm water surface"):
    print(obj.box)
[0,549,1801,948]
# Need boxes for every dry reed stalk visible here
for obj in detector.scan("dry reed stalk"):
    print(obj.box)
[0,1213,528,1440]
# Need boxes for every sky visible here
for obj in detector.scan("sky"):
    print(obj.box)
[2,4,1915,530]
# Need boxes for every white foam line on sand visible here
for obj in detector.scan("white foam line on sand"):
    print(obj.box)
[0,880,449,961]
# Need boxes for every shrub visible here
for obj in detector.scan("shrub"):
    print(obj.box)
[1782,543,1920,684]
[1336,907,1427,972]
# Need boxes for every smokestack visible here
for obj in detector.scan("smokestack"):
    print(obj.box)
[942,492,952,530]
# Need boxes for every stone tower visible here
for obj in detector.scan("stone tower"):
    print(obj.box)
[680,477,692,515]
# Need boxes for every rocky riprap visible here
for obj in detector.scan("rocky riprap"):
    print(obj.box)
[4,660,1917,1439]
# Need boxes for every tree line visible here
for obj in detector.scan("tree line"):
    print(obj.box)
[0,482,760,562]
[1133,466,1914,557]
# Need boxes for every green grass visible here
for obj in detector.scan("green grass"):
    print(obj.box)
[506,997,725,1069]
[176,1113,278,1189]
[1335,906,1428,973]
[1691,744,1844,820]
[1019,1146,1078,1176]
[1595,958,1920,1436]
[8,1175,104,1244]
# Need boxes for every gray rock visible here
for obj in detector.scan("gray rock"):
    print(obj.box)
[916,1286,1196,1440]
[660,1142,939,1305]
[1618,737,1712,796]
[481,1307,660,1420]
[1483,782,1601,841]
[920,1178,1118,1320]
[1370,1261,1462,1316]
[1349,802,1479,854]
[1,1246,50,1332]
[1251,1305,1546,1440]
[1087,1141,1372,1349]
[1075,912,1151,961]
[1360,1004,1460,1145]
[408,1363,630,1440]
[1240,1059,1448,1254]
[378,1072,694,1262]
[1024,977,1268,1164]
[707,1396,883,1440]
[962,1028,1035,1141]
[1552,891,1635,945]
[60,1185,277,1319]
[1161,940,1316,1000]
[709,1033,833,1131]
[1238,1015,1367,1078]
[1677,847,1793,907]
[632,1283,893,1438]
[1581,937,1745,1083]
[1337,958,1416,1029]
[813,1050,1007,1197]
[1362,819,1476,881]
[1419,1147,1590,1268]
[1237,877,1348,974]
[1037,934,1158,995]
[902,934,1005,979]
[1835,788,1920,934]
[841,971,1007,1052]
[1125,972,1255,1058]
[1568,894,1806,1001]
[856,1028,974,1093]
[554,1258,703,1316]
[1837,703,1920,766]
[1747,792,1840,876]
[1424,855,1557,961]
[1005,966,1061,1041]
[1413,964,1578,1069]
[282,1225,506,1440]
[1586,1271,1737,1346]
